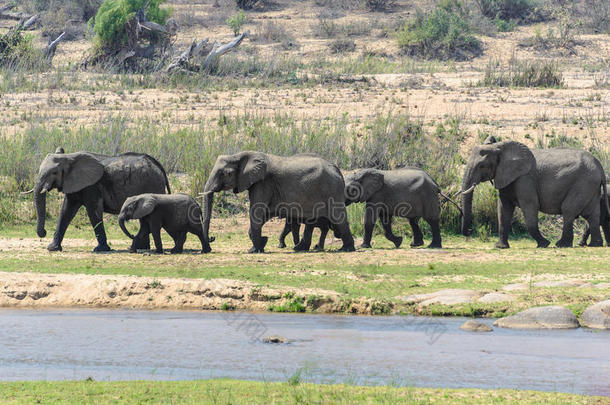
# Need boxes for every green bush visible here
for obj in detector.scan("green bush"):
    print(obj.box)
[0,30,48,71]
[227,10,246,36]
[396,0,482,60]
[93,0,170,50]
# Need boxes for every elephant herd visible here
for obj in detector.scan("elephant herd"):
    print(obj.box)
[25,140,610,254]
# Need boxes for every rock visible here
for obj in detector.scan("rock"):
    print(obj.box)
[399,289,481,306]
[580,300,610,330]
[493,306,579,329]
[533,280,586,288]
[460,320,493,332]
[502,283,528,292]
[477,292,516,303]
[262,335,290,344]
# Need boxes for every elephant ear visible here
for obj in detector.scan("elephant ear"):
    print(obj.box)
[494,141,535,190]
[132,195,156,219]
[62,153,104,194]
[236,153,267,193]
[360,169,384,201]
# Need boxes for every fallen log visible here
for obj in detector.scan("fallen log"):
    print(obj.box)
[166,33,247,73]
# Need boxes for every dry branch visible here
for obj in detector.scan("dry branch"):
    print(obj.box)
[166,33,247,73]
[45,32,65,59]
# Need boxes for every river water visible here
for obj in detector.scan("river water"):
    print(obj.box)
[0,309,608,395]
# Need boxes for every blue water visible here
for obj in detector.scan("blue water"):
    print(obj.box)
[0,309,608,395]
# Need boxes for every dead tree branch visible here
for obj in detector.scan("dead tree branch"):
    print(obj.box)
[166,33,247,73]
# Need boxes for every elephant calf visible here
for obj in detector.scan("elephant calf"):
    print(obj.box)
[579,187,610,246]
[119,193,209,254]
[345,168,461,249]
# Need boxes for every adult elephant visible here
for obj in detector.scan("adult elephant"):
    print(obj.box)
[460,140,609,248]
[26,148,171,252]
[579,186,610,246]
[200,151,355,253]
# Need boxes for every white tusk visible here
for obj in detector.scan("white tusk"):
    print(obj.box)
[458,184,476,195]
[20,188,35,195]
[40,188,48,194]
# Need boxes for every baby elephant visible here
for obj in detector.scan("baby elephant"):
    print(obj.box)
[119,193,210,254]
[345,168,461,249]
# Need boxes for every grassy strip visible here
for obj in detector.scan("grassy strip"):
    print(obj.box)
[0,379,604,404]
[1,225,607,317]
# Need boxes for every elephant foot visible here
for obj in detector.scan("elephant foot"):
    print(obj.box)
[170,248,183,254]
[494,241,510,249]
[577,240,587,247]
[536,239,550,248]
[339,244,356,252]
[313,244,324,251]
[427,242,442,249]
[248,246,264,253]
[555,239,573,248]
[278,242,287,249]
[587,239,603,247]
[47,242,62,252]
[393,236,403,248]
[93,244,112,253]
[153,249,164,254]
[359,242,372,249]
[410,239,424,247]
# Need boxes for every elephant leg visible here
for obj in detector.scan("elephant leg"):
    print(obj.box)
[294,223,313,252]
[314,223,329,251]
[602,218,610,247]
[408,217,423,247]
[170,231,187,254]
[132,219,151,251]
[578,222,590,247]
[48,196,81,252]
[381,214,403,248]
[278,220,291,248]
[583,210,603,247]
[150,223,164,254]
[556,215,576,248]
[85,199,111,252]
[129,220,151,252]
[335,209,355,252]
[495,194,515,249]
[360,204,378,249]
[248,209,268,253]
[426,218,442,249]
[521,208,549,248]
[291,222,300,246]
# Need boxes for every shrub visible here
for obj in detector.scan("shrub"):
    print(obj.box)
[313,17,338,38]
[475,0,537,21]
[396,0,482,60]
[0,30,48,71]
[235,0,258,10]
[581,0,609,34]
[329,38,356,53]
[93,0,170,50]
[227,10,246,36]
[481,58,563,88]
[364,0,395,12]
[494,16,516,31]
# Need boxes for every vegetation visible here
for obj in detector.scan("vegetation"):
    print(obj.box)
[235,0,258,10]
[396,0,482,60]
[364,0,395,12]
[474,0,538,21]
[0,380,602,404]
[227,10,246,36]
[0,30,48,71]
[92,0,171,50]
[481,58,563,88]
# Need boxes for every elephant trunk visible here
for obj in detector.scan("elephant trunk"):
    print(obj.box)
[460,168,476,237]
[200,191,214,253]
[118,214,135,240]
[34,180,47,238]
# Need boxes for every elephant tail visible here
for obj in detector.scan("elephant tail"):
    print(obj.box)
[439,191,463,217]
[603,180,610,219]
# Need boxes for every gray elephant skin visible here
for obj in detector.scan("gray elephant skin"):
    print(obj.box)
[579,186,610,246]
[119,193,210,254]
[201,151,355,253]
[278,217,338,251]
[460,140,609,248]
[30,148,170,252]
[344,168,461,249]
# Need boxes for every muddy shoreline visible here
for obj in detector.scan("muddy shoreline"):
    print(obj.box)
[0,271,390,315]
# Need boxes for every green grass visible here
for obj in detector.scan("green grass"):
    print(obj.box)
[1,223,607,316]
[0,379,603,404]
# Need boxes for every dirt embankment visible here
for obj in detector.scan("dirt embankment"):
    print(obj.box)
[0,272,387,314]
